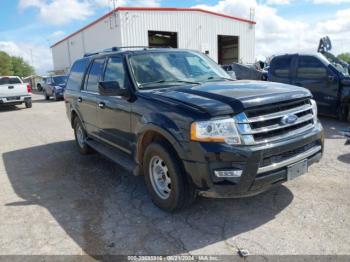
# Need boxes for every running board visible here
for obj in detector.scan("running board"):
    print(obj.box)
[87,139,140,176]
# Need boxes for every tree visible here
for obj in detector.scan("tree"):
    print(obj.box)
[0,51,35,77]
[0,51,14,75]
[337,53,350,64]
[11,56,35,77]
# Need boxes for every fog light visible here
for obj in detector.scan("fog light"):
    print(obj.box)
[214,170,243,178]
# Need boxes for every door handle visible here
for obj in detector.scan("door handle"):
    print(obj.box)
[78,97,82,103]
[98,102,105,109]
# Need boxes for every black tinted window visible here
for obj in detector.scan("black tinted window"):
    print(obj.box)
[297,56,327,78]
[104,57,127,88]
[86,59,105,92]
[0,77,21,85]
[66,59,90,91]
[52,76,67,85]
[272,56,292,77]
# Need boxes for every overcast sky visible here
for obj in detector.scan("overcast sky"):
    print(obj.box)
[0,0,349,74]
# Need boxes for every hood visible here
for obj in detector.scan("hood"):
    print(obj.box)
[54,84,66,89]
[149,80,311,116]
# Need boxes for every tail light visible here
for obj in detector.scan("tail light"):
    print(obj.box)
[27,84,32,93]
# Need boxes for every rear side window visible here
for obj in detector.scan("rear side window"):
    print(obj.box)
[104,57,127,88]
[297,56,327,79]
[66,59,90,91]
[271,56,292,78]
[0,77,21,85]
[86,58,105,92]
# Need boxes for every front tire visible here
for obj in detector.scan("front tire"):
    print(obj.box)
[73,118,91,155]
[143,142,197,212]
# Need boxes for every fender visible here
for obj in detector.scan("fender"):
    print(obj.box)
[135,114,189,163]
[340,85,350,104]
[69,104,86,130]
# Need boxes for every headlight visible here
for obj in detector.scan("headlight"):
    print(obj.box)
[310,99,318,123]
[190,118,241,145]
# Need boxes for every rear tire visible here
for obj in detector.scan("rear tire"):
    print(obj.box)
[338,105,349,122]
[73,117,91,155]
[25,99,32,108]
[143,142,197,212]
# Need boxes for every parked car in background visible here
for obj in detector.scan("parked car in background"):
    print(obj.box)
[268,53,350,121]
[64,47,323,211]
[0,76,32,108]
[42,75,68,101]
[222,62,266,81]
[221,65,237,80]
[36,76,48,91]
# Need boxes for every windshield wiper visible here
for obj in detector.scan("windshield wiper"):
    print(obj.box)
[139,79,200,88]
[207,76,235,82]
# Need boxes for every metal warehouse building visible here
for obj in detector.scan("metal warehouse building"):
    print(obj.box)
[51,7,256,73]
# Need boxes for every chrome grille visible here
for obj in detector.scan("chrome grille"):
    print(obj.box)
[260,141,319,168]
[235,98,316,145]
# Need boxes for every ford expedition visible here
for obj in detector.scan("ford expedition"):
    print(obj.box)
[64,48,324,211]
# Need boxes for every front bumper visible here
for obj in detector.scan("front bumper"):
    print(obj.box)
[0,95,31,105]
[54,90,64,98]
[182,122,324,198]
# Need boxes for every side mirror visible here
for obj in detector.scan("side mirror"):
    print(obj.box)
[98,81,129,97]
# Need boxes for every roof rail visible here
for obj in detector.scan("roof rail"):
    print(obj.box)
[83,46,172,57]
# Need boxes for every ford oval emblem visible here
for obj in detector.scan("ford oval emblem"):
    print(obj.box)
[281,114,298,125]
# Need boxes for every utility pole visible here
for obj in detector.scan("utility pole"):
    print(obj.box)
[30,49,34,69]
[109,0,118,29]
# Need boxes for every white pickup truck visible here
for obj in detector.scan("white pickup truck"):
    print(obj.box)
[0,76,32,108]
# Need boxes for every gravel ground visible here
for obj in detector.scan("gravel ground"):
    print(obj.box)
[0,93,349,257]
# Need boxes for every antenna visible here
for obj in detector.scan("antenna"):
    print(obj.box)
[30,49,34,69]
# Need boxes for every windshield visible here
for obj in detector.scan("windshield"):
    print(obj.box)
[53,76,67,85]
[334,64,349,76]
[320,53,350,76]
[128,51,232,89]
[0,77,21,85]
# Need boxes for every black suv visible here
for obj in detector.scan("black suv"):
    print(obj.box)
[268,54,350,121]
[65,48,324,211]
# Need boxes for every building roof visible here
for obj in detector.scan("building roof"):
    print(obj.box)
[50,7,256,48]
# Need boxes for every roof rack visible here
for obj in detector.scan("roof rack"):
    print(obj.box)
[83,46,172,57]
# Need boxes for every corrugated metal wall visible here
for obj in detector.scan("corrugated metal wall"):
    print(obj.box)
[120,11,255,64]
[52,13,123,72]
[51,10,255,71]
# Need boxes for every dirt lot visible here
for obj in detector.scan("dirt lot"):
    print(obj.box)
[0,93,349,257]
